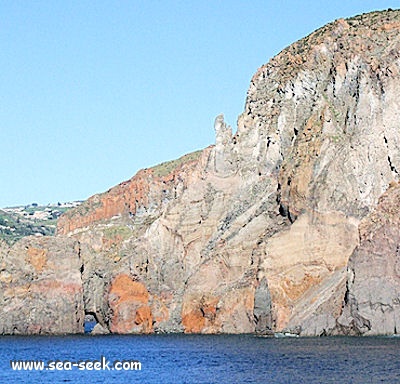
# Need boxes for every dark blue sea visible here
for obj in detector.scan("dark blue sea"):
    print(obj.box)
[0,334,399,383]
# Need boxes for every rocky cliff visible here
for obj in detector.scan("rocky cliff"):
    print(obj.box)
[336,182,400,335]
[0,237,84,334]
[2,9,400,335]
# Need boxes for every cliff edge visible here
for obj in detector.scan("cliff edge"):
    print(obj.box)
[2,9,400,335]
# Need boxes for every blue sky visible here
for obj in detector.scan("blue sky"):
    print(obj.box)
[0,1,397,207]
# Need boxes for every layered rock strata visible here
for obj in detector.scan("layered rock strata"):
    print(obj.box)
[2,10,400,335]
[336,182,400,335]
[51,9,400,335]
[0,237,84,334]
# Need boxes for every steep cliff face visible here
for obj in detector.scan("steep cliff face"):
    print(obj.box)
[56,9,400,336]
[57,150,203,235]
[0,237,84,334]
[2,10,400,335]
[337,182,400,335]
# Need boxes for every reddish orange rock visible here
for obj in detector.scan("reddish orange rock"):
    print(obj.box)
[108,274,153,334]
[182,310,206,333]
[51,9,400,337]
[182,296,220,333]
[26,247,47,273]
[0,236,84,335]
[57,152,202,235]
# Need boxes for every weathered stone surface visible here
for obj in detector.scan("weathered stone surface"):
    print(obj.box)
[57,151,203,235]
[253,277,273,333]
[3,10,400,336]
[108,274,152,333]
[91,323,110,335]
[336,182,400,335]
[257,211,359,333]
[53,9,400,336]
[0,236,84,334]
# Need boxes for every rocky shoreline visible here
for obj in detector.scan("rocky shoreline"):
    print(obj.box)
[2,9,400,336]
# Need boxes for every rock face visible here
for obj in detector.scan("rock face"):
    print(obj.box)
[3,10,400,335]
[336,182,400,335]
[0,237,84,334]
[57,9,400,336]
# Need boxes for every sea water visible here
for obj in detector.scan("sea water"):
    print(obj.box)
[0,334,399,383]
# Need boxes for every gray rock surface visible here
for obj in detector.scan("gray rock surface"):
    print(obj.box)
[336,182,400,335]
[91,323,110,335]
[56,9,400,335]
[0,236,84,334]
[3,10,400,335]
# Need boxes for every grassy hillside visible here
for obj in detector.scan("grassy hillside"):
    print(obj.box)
[0,202,80,244]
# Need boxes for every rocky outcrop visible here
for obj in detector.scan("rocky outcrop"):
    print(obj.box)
[3,10,400,336]
[0,237,84,334]
[107,274,152,333]
[336,182,400,335]
[57,151,203,235]
[56,9,400,336]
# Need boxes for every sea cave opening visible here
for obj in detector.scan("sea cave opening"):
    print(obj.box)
[84,312,99,334]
